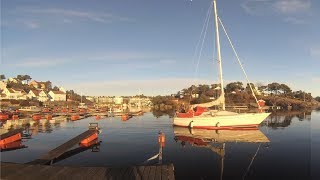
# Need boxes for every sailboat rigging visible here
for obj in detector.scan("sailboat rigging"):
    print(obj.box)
[173,0,270,129]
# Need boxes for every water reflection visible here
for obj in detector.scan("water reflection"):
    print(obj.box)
[152,109,175,118]
[262,110,312,128]
[0,110,316,179]
[173,127,270,180]
[0,117,68,135]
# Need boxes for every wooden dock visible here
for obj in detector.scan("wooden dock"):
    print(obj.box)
[1,162,175,180]
[28,129,97,165]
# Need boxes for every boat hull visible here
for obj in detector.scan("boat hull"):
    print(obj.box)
[173,112,270,130]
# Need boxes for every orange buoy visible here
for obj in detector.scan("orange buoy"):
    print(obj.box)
[71,114,80,121]
[121,115,127,121]
[80,133,98,144]
[45,114,52,120]
[12,115,19,120]
[158,132,165,147]
[0,133,22,145]
[32,114,42,121]
[0,114,9,121]
[95,115,101,120]
[43,108,50,113]
[121,114,130,121]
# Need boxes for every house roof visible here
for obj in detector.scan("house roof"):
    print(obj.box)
[51,90,66,95]
[12,87,24,92]
[30,89,42,96]
[7,88,15,93]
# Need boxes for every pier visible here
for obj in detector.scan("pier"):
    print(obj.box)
[27,129,97,165]
[28,124,99,165]
[1,162,175,180]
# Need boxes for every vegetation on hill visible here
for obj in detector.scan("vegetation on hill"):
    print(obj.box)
[151,81,319,111]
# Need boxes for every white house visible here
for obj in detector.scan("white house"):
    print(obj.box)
[48,90,66,101]
[113,96,123,105]
[28,89,49,102]
[59,87,66,93]
[0,81,7,90]
[2,88,27,100]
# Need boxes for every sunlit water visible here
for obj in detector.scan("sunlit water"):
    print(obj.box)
[1,110,319,180]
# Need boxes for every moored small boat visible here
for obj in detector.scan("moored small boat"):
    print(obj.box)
[121,114,132,121]
[45,114,53,120]
[71,114,80,121]
[32,114,42,121]
[12,115,19,120]
[0,113,9,121]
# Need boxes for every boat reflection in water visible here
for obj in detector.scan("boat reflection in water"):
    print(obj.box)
[173,126,270,180]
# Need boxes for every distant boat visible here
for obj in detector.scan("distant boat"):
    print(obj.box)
[78,92,88,109]
[78,103,88,109]
[19,106,41,112]
[173,0,270,129]
[0,112,9,121]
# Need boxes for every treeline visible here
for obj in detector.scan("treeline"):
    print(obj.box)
[151,81,319,111]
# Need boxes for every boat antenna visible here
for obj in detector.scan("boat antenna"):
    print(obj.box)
[218,17,261,109]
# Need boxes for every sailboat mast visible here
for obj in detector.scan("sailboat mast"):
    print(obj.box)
[213,0,225,110]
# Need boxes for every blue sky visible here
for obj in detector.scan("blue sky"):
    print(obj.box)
[1,0,319,96]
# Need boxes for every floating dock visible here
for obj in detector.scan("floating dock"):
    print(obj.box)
[1,162,175,180]
[28,129,98,165]
[0,128,24,145]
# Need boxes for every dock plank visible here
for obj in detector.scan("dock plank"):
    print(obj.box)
[134,166,145,180]
[168,164,175,180]
[148,165,157,180]
[122,167,135,180]
[161,165,169,180]
[155,165,162,180]
[0,162,175,180]
[142,166,151,180]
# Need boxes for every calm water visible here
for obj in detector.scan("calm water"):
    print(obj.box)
[1,110,319,180]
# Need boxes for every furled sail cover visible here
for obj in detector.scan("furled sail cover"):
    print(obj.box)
[191,95,225,108]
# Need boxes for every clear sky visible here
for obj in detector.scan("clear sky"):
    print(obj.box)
[1,0,319,96]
